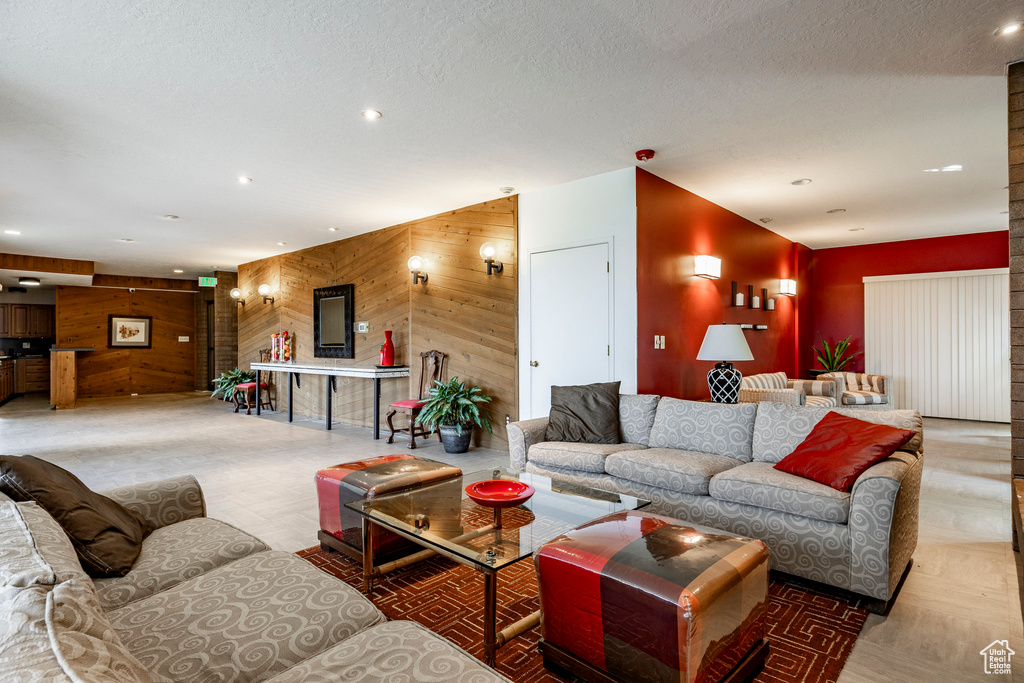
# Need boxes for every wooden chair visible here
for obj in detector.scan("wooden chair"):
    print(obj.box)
[386,350,446,448]
[233,349,275,415]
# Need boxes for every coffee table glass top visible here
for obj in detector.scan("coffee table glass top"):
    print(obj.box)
[346,467,650,572]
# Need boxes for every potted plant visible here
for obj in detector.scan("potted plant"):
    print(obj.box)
[211,367,257,402]
[812,333,862,375]
[418,377,493,454]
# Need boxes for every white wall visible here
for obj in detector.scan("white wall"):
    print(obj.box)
[517,167,637,417]
[0,287,57,305]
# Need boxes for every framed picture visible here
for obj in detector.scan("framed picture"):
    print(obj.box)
[109,315,152,349]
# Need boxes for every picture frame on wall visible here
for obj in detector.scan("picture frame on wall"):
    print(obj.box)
[108,315,152,349]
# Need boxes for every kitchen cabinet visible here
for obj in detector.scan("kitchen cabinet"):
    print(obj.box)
[10,305,30,336]
[22,358,50,393]
[0,361,13,404]
[0,304,55,338]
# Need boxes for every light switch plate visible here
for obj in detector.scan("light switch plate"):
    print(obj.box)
[178,336,189,342]
[22,342,30,348]
[357,321,369,333]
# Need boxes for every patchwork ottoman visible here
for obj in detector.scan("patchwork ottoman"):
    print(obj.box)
[535,510,770,683]
[316,454,462,564]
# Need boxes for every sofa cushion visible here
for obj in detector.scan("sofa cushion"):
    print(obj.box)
[605,448,741,495]
[13,501,89,585]
[529,441,645,474]
[546,382,621,444]
[109,550,385,683]
[0,502,55,588]
[0,455,153,578]
[94,517,270,611]
[752,402,923,463]
[648,398,757,462]
[264,621,511,683]
[619,394,660,446]
[708,462,851,524]
[0,578,154,683]
[805,395,838,408]
[773,413,915,492]
[842,391,888,405]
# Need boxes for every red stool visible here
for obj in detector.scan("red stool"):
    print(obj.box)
[315,454,462,564]
[535,510,770,683]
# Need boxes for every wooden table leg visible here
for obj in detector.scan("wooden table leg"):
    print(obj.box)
[483,570,497,667]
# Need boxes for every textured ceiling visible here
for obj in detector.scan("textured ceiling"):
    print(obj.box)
[0,0,1021,278]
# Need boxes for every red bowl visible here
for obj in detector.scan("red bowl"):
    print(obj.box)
[465,480,536,508]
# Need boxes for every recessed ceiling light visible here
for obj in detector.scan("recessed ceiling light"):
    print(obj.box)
[120,238,134,243]
[361,109,383,120]
[4,229,21,235]
[238,177,253,184]
[759,217,773,224]
[499,187,515,195]
[826,208,847,214]
[328,227,338,232]
[995,21,1023,36]
[276,242,286,246]
[173,269,184,273]
[162,215,179,220]
[791,179,812,186]
[923,165,962,172]
[19,277,40,286]
[849,228,865,232]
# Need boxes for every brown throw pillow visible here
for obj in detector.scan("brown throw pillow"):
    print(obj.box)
[0,455,153,578]
[546,382,621,444]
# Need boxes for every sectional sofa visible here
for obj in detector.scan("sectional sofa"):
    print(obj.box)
[0,475,508,682]
[508,397,923,611]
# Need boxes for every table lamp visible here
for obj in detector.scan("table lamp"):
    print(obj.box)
[696,324,754,403]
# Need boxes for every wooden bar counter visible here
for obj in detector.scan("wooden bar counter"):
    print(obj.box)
[50,348,94,409]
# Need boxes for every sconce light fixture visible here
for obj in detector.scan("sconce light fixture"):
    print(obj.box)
[408,256,428,284]
[479,243,503,275]
[230,288,245,307]
[780,279,797,296]
[257,283,274,304]
[694,255,721,279]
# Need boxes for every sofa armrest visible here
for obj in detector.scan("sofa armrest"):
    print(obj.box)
[848,453,922,600]
[819,373,846,397]
[506,417,549,472]
[737,387,805,405]
[863,374,889,397]
[100,475,206,530]
[789,378,836,397]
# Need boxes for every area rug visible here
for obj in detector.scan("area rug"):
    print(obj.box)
[298,547,868,683]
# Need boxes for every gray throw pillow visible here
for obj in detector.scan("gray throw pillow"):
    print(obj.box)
[546,382,621,444]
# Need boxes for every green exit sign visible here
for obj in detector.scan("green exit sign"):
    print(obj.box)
[198,277,218,287]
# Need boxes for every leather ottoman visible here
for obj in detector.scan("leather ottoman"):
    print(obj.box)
[535,510,770,683]
[316,454,462,564]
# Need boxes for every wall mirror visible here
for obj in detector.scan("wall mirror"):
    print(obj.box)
[313,284,355,358]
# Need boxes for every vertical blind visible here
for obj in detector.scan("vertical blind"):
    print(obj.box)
[863,269,1009,422]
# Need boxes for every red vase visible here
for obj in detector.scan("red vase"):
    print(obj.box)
[379,330,395,366]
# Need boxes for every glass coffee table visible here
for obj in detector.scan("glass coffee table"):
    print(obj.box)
[346,466,650,666]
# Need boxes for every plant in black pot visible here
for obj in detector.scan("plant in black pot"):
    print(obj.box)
[812,333,862,374]
[418,377,493,454]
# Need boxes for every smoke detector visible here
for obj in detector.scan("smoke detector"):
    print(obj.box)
[635,149,655,162]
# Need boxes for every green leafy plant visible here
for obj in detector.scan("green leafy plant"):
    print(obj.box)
[813,333,862,373]
[418,377,494,435]
[211,367,257,401]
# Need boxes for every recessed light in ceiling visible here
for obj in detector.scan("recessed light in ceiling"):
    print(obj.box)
[162,215,179,220]
[923,165,962,172]
[328,227,338,232]
[276,242,286,246]
[826,208,847,214]
[791,179,812,186]
[361,109,383,120]
[500,187,515,195]
[995,21,1023,36]
[120,238,133,243]
[4,229,21,235]
[173,269,184,273]
[19,277,40,286]
[238,177,253,184]
[759,217,773,224]
[849,228,865,232]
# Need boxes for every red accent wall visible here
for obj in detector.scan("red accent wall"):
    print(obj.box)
[810,231,1008,373]
[636,169,804,399]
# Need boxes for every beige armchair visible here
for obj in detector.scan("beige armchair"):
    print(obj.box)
[820,372,891,408]
[738,372,838,407]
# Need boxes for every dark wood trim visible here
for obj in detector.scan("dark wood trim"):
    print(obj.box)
[0,253,94,276]
[91,274,198,291]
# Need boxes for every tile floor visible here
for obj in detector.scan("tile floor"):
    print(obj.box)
[0,392,1019,681]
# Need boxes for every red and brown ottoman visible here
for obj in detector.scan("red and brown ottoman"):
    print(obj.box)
[535,510,770,683]
[316,454,462,565]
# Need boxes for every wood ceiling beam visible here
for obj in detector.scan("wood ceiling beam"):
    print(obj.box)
[0,253,94,276]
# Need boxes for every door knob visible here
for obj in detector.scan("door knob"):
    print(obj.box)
[529,361,539,367]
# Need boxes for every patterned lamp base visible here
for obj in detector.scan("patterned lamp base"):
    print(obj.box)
[707,363,743,403]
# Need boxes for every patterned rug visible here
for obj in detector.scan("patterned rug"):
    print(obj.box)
[298,547,868,683]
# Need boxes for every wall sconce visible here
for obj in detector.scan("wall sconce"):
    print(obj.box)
[479,243,503,275]
[230,288,245,307]
[257,284,275,304]
[780,279,797,296]
[408,256,428,284]
[695,255,721,279]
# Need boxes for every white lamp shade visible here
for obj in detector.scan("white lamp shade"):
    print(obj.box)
[694,255,721,279]
[229,288,242,299]
[696,324,754,362]
[257,284,271,296]
[780,279,797,296]
[407,255,424,271]
[479,242,498,259]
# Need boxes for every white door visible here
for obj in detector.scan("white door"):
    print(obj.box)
[863,269,1009,422]
[529,243,612,417]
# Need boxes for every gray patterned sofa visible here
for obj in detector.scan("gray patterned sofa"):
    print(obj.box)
[507,398,923,611]
[0,475,508,683]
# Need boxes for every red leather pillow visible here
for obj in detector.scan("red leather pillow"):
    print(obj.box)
[773,412,916,492]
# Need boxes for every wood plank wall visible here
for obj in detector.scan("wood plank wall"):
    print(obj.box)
[237,197,517,448]
[56,286,196,397]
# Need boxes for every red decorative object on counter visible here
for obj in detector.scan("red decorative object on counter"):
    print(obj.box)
[379,330,394,366]
[465,480,535,509]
